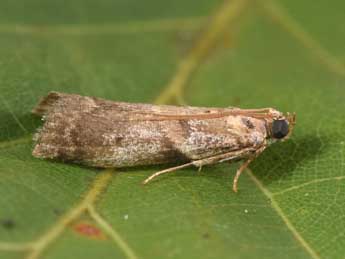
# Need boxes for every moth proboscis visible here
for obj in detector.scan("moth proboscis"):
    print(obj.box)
[32,92,296,192]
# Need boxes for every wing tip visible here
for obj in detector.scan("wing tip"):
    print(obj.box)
[31,91,63,116]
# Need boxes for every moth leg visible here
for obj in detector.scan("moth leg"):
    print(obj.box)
[232,157,255,193]
[232,145,266,193]
[143,146,262,186]
[142,162,194,185]
[142,152,238,185]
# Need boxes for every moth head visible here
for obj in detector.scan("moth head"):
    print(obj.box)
[270,112,296,141]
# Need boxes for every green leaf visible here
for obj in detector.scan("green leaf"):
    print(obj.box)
[0,0,344,258]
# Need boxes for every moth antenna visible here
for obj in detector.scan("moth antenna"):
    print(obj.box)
[284,112,296,140]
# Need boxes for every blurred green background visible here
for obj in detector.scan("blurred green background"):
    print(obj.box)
[0,0,344,258]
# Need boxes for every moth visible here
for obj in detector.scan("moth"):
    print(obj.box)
[32,92,296,192]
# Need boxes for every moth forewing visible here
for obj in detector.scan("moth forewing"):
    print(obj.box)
[32,92,295,192]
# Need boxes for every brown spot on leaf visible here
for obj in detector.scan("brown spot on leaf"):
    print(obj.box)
[72,221,107,240]
[202,232,210,239]
[53,208,63,216]
[1,219,15,230]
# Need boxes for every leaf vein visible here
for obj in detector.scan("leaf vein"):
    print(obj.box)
[25,171,113,259]
[87,205,138,259]
[259,0,345,77]
[0,17,203,36]
[154,0,249,104]
[247,168,320,259]
[273,175,345,196]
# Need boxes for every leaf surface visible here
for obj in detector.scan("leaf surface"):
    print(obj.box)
[0,0,344,258]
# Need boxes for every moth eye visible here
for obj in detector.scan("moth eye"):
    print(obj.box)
[272,119,289,139]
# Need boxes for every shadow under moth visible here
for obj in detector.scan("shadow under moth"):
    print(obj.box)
[32,92,296,192]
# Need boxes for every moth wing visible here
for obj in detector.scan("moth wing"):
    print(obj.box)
[32,91,274,121]
[32,92,269,168]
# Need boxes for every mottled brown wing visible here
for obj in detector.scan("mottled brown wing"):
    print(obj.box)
[32,91,231,118]
[32,92,268,168]
[32,92,275,121]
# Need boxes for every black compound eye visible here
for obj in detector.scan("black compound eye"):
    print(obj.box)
[272,119,289,139]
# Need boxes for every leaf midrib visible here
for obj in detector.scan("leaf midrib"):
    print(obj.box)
[2,0,344,258]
